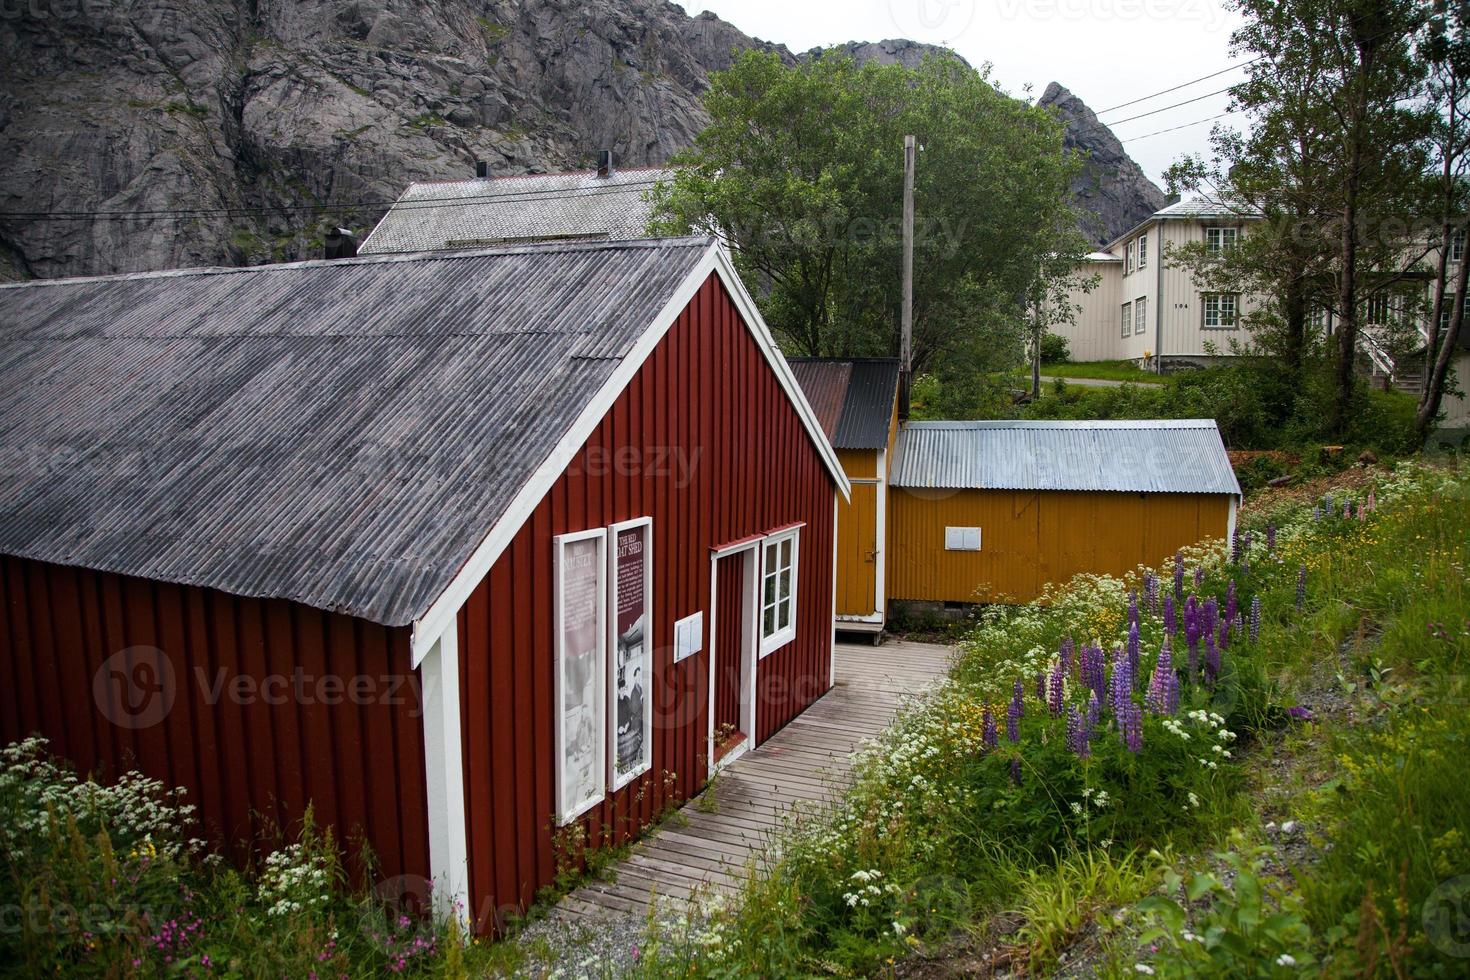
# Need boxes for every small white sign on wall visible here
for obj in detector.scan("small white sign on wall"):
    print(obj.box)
[944,526,982,552]
[673,612,704,662]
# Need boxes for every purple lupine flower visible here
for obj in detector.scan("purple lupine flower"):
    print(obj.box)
[1325,493,1335,514]
[1286,705,1314,722]
[1060,637,1075,678]
[1296,565,1307,611]
[1109,647,1133,724]
[1081,643,1107,705]
[1128,590,1140,629]
[1007,691,1022,744]
[1127,622,1141,688]
[1266,523,1277,555]
[1204,630,1220,686]
[1067,702,1093,759]
[1243,530,1253,561]
[1312,504,1322,521]
[1367,488,1376,513]
[1147,638,1180,715]
[982,707,998,750]
[1144,572,1159,615]
[1087,690,1102,730]
[1203,596,1219,639]
[1225,580,1238,625]
[1357,501,1367,521]
[1343,499,1351,519]
[1249,596,1261,643]
[1218,619,1230,652]
[1013,678,1025,716]
[1231,529,1242,563]
[1010,757,1022,785]
[1123,702,1144,753]
[1048,665,1065,717]
[1173,553,1185,600]
[1037,670,1047,703]
[1164,592,1177,635]
[1195,566,1206,590]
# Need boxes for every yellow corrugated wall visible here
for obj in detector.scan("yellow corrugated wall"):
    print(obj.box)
[888,488,1232,604]
[835,449,880,616]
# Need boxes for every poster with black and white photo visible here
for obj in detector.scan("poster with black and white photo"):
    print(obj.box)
[610,518,652,789]
[555,530,605,825]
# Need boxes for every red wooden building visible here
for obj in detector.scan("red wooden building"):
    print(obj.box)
[0,236,848,932]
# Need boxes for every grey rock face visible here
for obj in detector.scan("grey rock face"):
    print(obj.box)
[0,3,1163,278]
[1038,82,1168,246]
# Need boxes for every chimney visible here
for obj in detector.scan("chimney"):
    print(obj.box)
[597,149,614,178]
[475,160,489,179]
[323,227,358,260]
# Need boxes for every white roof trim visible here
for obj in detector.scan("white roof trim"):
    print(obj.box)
[410,240,849,663]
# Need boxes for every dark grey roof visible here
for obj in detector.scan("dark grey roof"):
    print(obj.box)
[787,359,900,451]
[359,168,674,254]
[891,420,1241,495]
[0,238,715,626]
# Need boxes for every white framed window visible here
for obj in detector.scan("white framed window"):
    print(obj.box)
[759,528,799,657]
[1125,239,1134,273]
[553,528,608,825]
[1137,234,1148,269]
[1205,226,1239,256]
[1201,292,1239,329]
[1452,229,1466,263]
[944,526,981,551]
[1121,301,1133,338]
[1134,296,1148,336]
[1442,306,1454,332]
[607,517,653,792]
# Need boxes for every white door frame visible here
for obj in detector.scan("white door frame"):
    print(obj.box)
[706,540,759,778]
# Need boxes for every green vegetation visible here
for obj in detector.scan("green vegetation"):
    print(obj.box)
[626,461,1470,977]
[1037,359,1162,384]
[475,17,510,43]
[1038,331,1072,365]
[649,49,1089,412]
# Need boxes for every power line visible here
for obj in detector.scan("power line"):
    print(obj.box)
[0,176,669,223]
[1119,111,1239,143]
[1106,85,1237,127]
[1096,58,1260,116]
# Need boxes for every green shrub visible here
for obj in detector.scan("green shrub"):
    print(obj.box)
[1040,331,1071,364]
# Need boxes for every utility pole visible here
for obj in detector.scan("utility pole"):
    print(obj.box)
[900,134,915,418]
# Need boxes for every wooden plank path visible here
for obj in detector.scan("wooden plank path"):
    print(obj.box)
[555,639,953,922]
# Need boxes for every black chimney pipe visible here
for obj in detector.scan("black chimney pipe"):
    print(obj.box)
[475,160,489,179]
[324,228,358,260]
[597,149,614,178]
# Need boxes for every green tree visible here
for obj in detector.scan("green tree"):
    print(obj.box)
[648,50,1087,400]
[1167,0,1433,437]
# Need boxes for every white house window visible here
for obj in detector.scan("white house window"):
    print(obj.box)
[1137,234,1148,269]
[1134,296,1148,336]
[1202,292,1239,329]
[1125,239,1135,274]
[1205,227,1238,256]
[1365,294,1393,325]
[1452,229,1466,263]
[1442,306,1454,332]
[1121,301,1133,338]
[760,529,799,656]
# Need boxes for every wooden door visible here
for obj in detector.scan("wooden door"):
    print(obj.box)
[836,482,878,616]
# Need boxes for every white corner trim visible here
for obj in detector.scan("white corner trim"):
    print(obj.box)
[829,492,838,689]
[418,620,471,924]
[411,239,850,660]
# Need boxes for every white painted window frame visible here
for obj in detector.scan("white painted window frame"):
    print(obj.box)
[1205,226,1239,256]
[1202,292,1240,330]
[552,527,608,826]
[1452,229,1466,263]
[1137,233,1148,269]
[1134,296,1148,336]
[1121,300,1133,339]
[607,516,654,793]
[758,527,800,658]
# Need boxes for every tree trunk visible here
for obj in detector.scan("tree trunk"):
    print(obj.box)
[1281,263,1308,378]
[1418,226,1470,432]
[1333,197,1359,438]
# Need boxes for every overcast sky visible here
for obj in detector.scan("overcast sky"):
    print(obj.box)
[670,0,1250,187]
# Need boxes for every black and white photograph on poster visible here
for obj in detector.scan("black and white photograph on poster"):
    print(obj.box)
[611,518,652,788]
[554,530,605,824]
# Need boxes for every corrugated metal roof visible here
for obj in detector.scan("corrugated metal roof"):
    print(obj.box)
[0,237,715,627]
[787,359,900,450]
[358,168,675,254]
[890,420,1241,495]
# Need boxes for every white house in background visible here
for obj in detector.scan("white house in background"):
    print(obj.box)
[1055,197,1265,367]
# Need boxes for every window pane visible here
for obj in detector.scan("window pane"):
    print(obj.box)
[779,568,791,600]
[763,606,776,637]
[764,574,776,606]
[778,600,790,630]
[780,539,792,567]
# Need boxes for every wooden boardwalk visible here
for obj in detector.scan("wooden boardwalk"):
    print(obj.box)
[554,639,953,921]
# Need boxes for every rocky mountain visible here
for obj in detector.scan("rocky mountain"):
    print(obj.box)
[1038,82,1168,247]
[0,2,1161,279]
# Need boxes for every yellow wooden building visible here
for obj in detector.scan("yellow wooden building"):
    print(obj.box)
[788,359,902,634]
[887,420,1241,605]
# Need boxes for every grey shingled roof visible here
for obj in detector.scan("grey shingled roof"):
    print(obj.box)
[891,420,1241,495]
[787,359,901,451]
[359,168,674,254]
[0,237,715,627]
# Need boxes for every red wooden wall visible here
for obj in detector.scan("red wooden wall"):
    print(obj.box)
[0,555,431,885]
[455,273,837,932]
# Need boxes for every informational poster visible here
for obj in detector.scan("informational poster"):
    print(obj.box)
[609,518,653,789]
[554,530,606,825]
